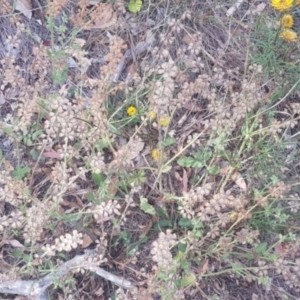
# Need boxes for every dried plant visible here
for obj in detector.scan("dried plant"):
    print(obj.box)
[1,1,300,299]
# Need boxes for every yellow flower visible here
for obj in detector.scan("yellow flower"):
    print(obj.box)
[151,148,164,161]
[280,28,298,42]
[149,111,156,120]
[127,106,137,116]
[158,116,170,127]
[280,14,294,28]
[271,0,294,11]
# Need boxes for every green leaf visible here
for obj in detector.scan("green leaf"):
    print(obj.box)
[156,206,168,218]
[30,149,39,160]
[86,191,96,203]
[180,273,196,287]
[92,172,105,186]
[158,219,172,228]
[12,166,31,180]
[178,218,193,228]
[180,260,191,271]
[52,68,67,84]
[194,230,203,238]
[192,160,204,168]
[11,249,23,259]
[208,165,220,175]
[109,124,121,135]
[128,0,142,13]
[127,236,148,256]
[140,197,156,215]
[177,156,204,168]
[203,150,212,161]
[177,157,193,167]
[63,213,81,223]
[175,250,185,262]
[161,137,176,147]
[4,126,13,134]
[22,253,32,264]
[161,165,172,173]
[177,242,187,253]
[255,242,267,255]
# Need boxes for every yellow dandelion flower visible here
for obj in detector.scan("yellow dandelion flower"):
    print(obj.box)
[149,111,156,120]
[151,148,164,161]
[280,14,294,28]
[158,116,170,127]
[271,0,294,11]
[280,28,298,42]
[127,106,137,116]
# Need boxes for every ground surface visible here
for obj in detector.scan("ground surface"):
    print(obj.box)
[1,0,300,299]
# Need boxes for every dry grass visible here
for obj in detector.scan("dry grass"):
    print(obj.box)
[1,0,300,299]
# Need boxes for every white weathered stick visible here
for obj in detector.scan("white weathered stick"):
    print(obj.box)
[0,250,134,299]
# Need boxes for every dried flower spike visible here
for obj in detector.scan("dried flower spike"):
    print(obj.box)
[280,14,294,28]
[271,0,293,12]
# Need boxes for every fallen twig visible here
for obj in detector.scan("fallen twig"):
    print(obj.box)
[0,250,134,299]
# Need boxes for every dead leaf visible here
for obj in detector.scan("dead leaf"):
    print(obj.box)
[140,220,153,237]
[3,159,14,172]
[41,166,52,174]
[246,3,266,16]
[107,176,119,196]
[127,63,137,76]
[92,3,117,29]
[59,84,69,97]
[252,294,259,300]
[5,239,24,248]
[95,215,114,224]
[16,0,32,19]
[111,225,121,236]
[74,195,84,208]
[254,3,266,15]
[182,169,188,193]
[81,234,93,248]
[226,0,243,17]
[219,161,232,175]
[43,151,62,159]
[174,171,182,182]
[274,242,289,257]
[290,102,300,114]
[94,287,104,296]
[231,171,247,191]
[60,200,81,209]
[182,34,194,44]
[127,139,145,160]
[220,162,247,191]
[4,88,19,100]
[183,102,204,112]
[0,201,5,214]
[0,91,5,105]
[0,259,13,270]
[195,259,209,276]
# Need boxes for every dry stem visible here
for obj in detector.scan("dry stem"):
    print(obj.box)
[0,250,134,299]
